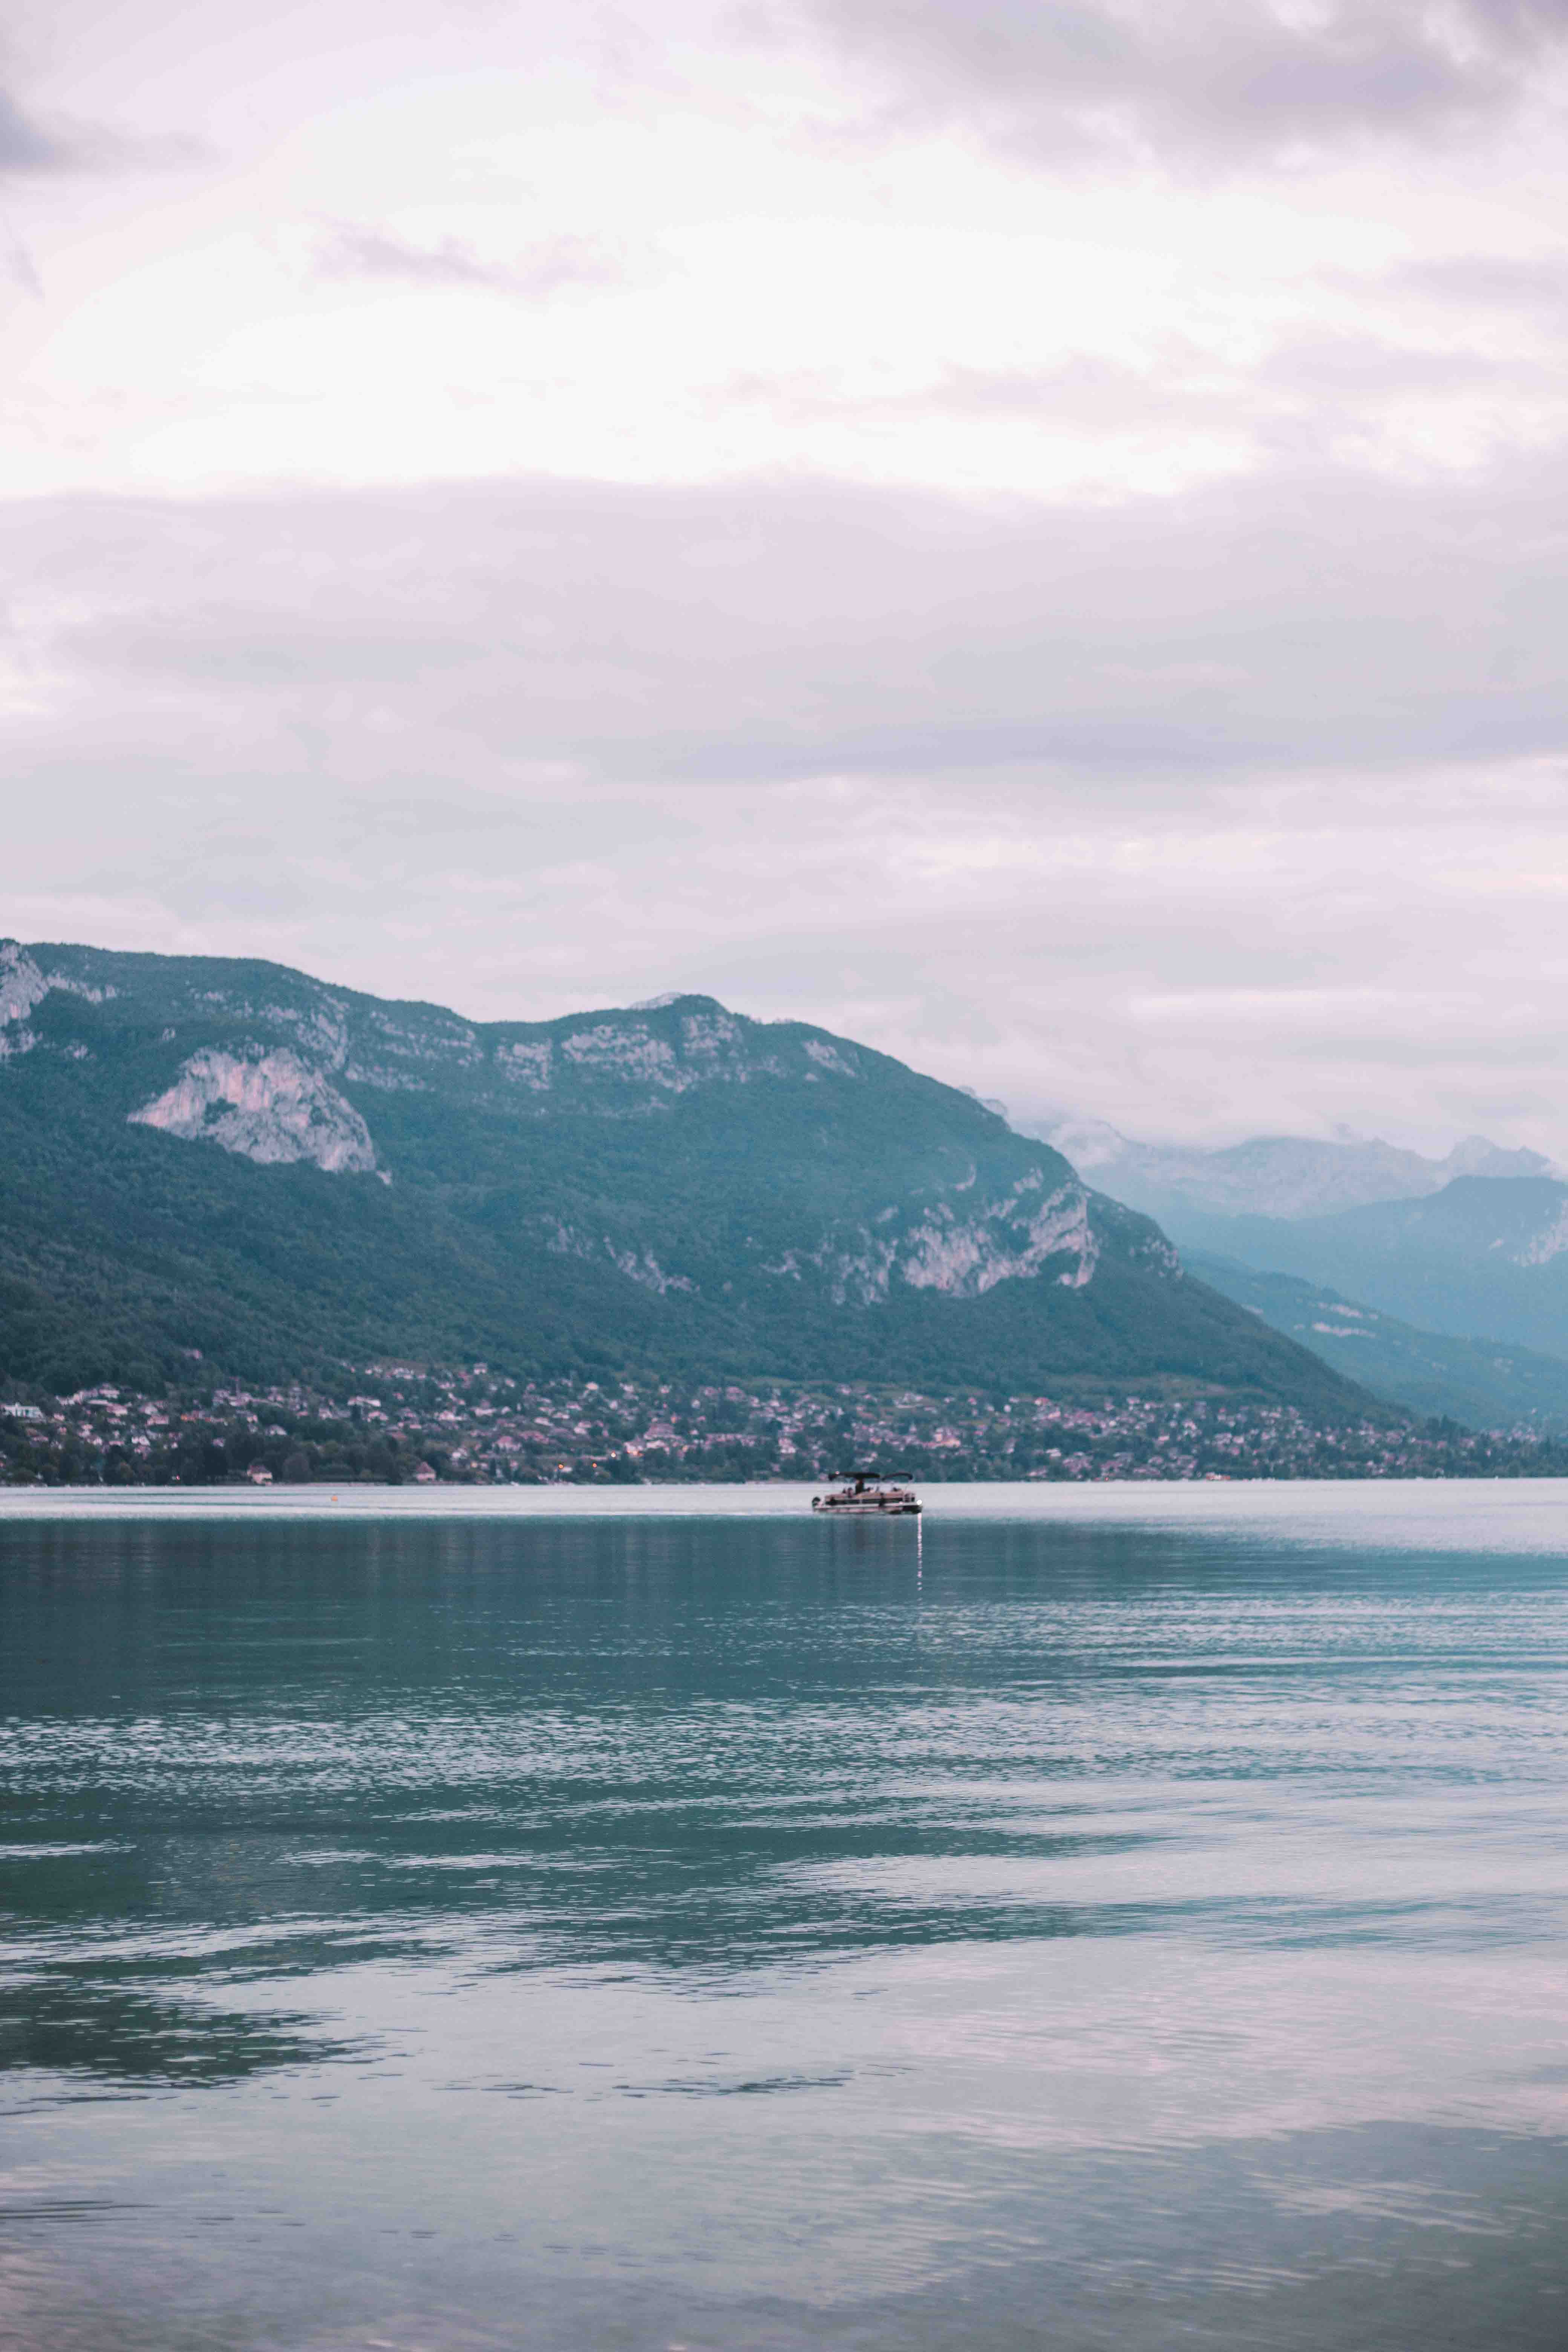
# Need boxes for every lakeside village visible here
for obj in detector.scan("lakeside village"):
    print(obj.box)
[4,1362,1566,1487]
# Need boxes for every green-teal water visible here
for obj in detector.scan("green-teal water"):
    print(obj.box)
[3,1488,1568,2349]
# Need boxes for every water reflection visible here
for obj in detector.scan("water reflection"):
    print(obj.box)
[3,1507,1568,2348]
[4,1977,360,2092]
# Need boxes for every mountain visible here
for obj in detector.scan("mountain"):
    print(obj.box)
[1036,1116,1557,1222]
[1166,1178,1568,1360]
[1031,1110,1568,1369]
[0,939,1367,1415]
[1187,1252,1568,1433]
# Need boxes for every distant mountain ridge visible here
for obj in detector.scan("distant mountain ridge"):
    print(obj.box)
[1187,1250,1568,1433]
[1163,1177,1568,1361]
[0,940,1366,1413]
[1010,1109,1568,1377]
[1035,1115,1558,1223]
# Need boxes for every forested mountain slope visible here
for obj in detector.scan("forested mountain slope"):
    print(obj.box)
[0,939,1370,1412]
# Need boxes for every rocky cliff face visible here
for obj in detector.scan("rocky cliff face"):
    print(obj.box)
[0,943,51,1035]
[348,996,858,1105]
[130,1049,380,1176]
[0,942,117,1059]
[795,1172,1102,1307]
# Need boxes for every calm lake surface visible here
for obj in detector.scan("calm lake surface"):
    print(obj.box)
[4,1482,1568,2350]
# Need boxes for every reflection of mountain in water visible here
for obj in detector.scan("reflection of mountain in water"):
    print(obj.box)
[12,1504,1568,2109]
[8,1504,1568,2352]
[0,1506,1251,2088]
[6,1978,363,2090]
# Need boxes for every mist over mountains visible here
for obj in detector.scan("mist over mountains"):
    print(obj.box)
[1034,1117,1560,1223]
[0,941,1358,1415]
[1167,1179,1568,1365]
[1032,1112,1568,1416]
[1187,1253,1568,1436]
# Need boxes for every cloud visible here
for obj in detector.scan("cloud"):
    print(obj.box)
[0,86,78,174]
[794,0,1568,167]
[1384,251,1568,311]
[5,231,42,296]
[723,332,1539,443]
[9,3,1568,1154]
[12,460,1568,1150]
[12,446,1568,789]
[312,225,631,297]
[0,81,205,181]
[0,487,1323,777]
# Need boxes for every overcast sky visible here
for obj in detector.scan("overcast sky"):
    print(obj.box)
[9,0,1568,1152]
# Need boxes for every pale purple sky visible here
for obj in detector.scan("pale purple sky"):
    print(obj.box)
[8,1,1568,1150]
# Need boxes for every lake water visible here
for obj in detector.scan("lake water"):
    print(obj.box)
[4,1482,1568,2350]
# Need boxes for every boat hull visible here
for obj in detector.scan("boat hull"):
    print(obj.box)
[811,1497,922,1516]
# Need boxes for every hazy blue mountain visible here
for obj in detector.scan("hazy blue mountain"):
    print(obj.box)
[1165,1178,1568,1360]
[1037,1116,1556,1222]
[0,940,1368,1412]
[1032,1106,1568,1365]
[1186,1251,1568,1432]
